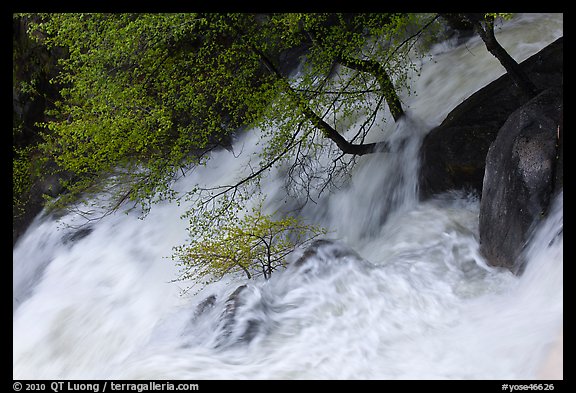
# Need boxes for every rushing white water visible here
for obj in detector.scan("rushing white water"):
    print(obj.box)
[13,14,563,380]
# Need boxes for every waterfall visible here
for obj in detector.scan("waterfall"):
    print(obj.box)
[13,13,563,380]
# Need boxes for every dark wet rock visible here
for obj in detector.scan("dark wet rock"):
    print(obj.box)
[214,285,263,348]
[418,37,563,200]
[62,226,94,245]
[193,294,217,319]
[221,285,247,328]
[293,239,364,268]
[289,239,371,283]
[478,87,562,274]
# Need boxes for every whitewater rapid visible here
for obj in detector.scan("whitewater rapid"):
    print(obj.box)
[13,13,562,380]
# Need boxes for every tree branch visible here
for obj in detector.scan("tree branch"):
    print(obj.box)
[464,13,538,100]
[335,53,404,122]
[224,15,389,157]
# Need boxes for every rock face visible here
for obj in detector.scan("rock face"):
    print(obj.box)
[418,37,563,273]
[214,285,259,348]
[419,37,563,200]
[293,239,363,268]
[13,16,67,247]
[479,87,562,273]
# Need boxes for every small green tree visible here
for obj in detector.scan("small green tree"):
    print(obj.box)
[173,201,327,291]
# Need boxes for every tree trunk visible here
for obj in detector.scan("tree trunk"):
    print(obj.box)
[467,14,538,100]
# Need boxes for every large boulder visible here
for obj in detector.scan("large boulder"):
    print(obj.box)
[479,87,562,273]
[418,37,563,200]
